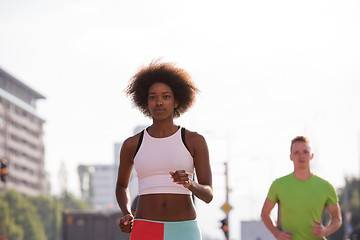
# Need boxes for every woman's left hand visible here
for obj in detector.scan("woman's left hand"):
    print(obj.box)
[169,170,192,188]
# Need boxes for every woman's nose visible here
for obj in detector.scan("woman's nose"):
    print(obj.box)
[156,98,163,105]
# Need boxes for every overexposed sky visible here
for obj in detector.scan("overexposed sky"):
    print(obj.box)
[1,0,360,239]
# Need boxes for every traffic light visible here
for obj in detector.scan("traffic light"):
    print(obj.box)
[1,159,7,182]
[220,218,229,239]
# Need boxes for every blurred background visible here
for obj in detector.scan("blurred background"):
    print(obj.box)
[0,0,360,239]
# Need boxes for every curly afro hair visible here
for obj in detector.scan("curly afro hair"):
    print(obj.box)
[126,61,199,118]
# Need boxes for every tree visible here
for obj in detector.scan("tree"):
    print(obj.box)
[59,190,91,211]
[0,189,91,240]
[0,198,23,240]
[28,191,91,240]
[28,194,62,240]
[1,190,46,240]
[328,178,360,240]
[78,165,94,207]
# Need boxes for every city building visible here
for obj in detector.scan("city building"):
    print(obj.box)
[92,164,118,210]
[0,67,46,195]
[241,220,273,240]
[79,125,144,210]
[78,144,124,210]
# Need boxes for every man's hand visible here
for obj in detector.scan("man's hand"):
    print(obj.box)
[313,219,326,238]
[119,213,134,233]
[276,231,293,240]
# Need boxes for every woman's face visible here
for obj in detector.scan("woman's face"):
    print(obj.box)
[147,82,178,120]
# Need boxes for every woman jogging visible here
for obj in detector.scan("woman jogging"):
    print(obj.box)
[116,61,213,240]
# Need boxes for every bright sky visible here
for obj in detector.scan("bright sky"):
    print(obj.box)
[1,0,360,239]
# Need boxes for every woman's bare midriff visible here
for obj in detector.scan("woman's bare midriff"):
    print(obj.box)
[135,194,196,221]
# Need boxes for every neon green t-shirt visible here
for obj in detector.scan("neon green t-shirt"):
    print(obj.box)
[267,173,338,240]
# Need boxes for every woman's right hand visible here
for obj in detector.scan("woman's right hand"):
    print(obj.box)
[118,213,134,233]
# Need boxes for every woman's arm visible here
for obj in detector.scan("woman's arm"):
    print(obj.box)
[171,131,213,203]
[115,135,138,232]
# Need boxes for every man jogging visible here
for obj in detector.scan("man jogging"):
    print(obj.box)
[261,136,342,240]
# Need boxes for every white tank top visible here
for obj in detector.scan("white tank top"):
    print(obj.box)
[134,127,194,195]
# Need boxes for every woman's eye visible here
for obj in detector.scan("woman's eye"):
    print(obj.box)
[164,95,170,99]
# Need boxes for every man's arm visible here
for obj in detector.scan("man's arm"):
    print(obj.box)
[261,198,293,240]
[313,203,342,238]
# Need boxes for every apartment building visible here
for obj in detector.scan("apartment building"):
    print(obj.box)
[79,126,144,210]
[92,164,117,210]
[241,220,273,240]
[0,67,46,195]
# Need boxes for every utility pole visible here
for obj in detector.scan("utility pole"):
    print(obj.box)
[225,162,229,239]
[220,162,232,240]
[343,178,350,240]
[358,132,360,180]
[224,162,229,222]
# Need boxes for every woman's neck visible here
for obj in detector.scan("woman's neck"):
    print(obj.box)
[148,121,178,138]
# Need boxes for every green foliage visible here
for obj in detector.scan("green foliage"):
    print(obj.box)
[0,199,8,230]
[0,189,91,240]
[0,198,24,240]
[78,165,94,207]
[7,224,24,240]
[328,178,360,240]
[59,190,91,211]
[349,187,360,211]
[2,190,47,240]
[27,194,62,240]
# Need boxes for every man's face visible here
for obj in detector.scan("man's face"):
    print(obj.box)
[290,141,314,169]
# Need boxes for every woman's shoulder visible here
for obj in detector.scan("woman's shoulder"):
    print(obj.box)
[122,130,145,152]
[183,128,207,150]
[183,128,205,141]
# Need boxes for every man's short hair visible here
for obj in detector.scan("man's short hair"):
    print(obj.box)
[290,136,310,152]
